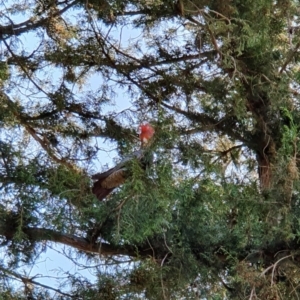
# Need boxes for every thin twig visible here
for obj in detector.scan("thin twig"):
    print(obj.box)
[280,41,300,74]
[249,286,256,300]
[271,254,292,286]
[146,237,155,258]
[160,253,170,300]
[0,265,73,298]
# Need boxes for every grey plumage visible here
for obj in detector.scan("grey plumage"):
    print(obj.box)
[92,150,145,201]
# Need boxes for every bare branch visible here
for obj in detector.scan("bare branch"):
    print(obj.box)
[0,265,74,298]
[280,41,300,74]
[22,227,152,258]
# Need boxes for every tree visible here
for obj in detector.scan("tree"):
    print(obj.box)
[1,0,300,298]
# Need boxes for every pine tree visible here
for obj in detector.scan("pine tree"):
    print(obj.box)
[1,0,300,298]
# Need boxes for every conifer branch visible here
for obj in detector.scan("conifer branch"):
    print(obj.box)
[0,0,79,37]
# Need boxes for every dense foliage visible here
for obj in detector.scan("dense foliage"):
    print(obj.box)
[1,0,300,298]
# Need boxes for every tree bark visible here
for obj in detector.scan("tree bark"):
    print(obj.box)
[0,220,155,258]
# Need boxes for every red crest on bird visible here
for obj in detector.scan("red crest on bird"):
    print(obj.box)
[139,123,155,145]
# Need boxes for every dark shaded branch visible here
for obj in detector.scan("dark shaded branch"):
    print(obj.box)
[21,227,151,258]
[161,102,251,144]
[118,52,216,69]
[23,122,78,170]
[23,109,60,121]
[0,0,79,37]
[0,205,152,258]
[219,144,244,155]
[0,208,157,258]
[88,23,215,71]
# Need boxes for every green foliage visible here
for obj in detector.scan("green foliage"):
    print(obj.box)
[0,62,9,82]
[2,0,300,299]
[279,107,298,157]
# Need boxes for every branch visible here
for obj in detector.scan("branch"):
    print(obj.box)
[218,144,244,156]
[0,90,77,171]
[0,223,152,258]
[22,122,77,170]
[279,41,300,74]
[0,205,157,259]
[24,227,135,255]
[0,0,79,37]
[88,19,215,72]
[0,265,73,298]
[2,38,50,97]
[161,102,250,144]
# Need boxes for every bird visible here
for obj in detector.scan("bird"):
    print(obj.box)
[92,123,155,201]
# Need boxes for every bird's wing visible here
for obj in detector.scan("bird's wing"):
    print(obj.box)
[92,149,144,180]
[92,150,144,201]
[92,180,114,201]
